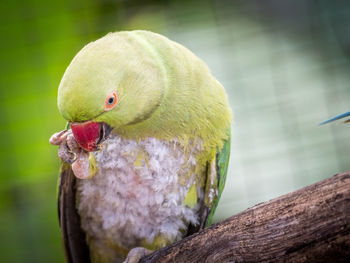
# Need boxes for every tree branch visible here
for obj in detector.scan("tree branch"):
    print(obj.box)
[141,171,350,262]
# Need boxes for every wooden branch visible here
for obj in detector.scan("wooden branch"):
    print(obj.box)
[141,171,350,262]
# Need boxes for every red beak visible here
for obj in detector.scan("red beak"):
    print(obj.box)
[71,121,102,152]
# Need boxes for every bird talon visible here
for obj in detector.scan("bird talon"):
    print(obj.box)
[123,247,152,263]
[53,129,82,164]
[70,151,78,163]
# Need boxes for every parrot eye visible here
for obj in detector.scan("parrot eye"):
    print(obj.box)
[104,91,118,111]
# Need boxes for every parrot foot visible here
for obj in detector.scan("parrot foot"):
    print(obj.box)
[123,247,153,263]
[50,129,91,179]
[50,129,78,163]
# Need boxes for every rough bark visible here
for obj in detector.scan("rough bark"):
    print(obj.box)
[141,171,350,263]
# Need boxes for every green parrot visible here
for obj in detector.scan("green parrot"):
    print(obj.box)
[50,30,232,263]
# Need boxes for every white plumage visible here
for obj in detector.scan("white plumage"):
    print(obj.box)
[76,133,203,252]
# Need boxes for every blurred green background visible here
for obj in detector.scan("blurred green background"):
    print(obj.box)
[1,0,350,262]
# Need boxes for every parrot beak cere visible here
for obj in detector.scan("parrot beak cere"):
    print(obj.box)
[71,121,112,152]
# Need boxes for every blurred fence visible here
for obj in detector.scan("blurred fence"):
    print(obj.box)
[1,0,350,262]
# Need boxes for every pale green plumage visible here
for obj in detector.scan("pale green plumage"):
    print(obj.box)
[57,30,232,263]
[58,31,231,160]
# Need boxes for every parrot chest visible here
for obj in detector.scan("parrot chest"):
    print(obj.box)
[76,134,203,251]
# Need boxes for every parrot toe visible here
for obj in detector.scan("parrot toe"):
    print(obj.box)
[123,247,152,263]
[58,142,76,164]
[55,129,79,164]
[49,129,69,145]
[51,128,92,179]
[72,150,90,179]
[66,132,80,153]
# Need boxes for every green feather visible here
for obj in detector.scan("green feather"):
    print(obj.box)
[205,129,231,227]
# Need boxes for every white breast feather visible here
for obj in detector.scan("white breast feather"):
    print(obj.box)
[76,134,202,249]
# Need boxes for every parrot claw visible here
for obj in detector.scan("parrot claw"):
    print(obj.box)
[51,129,80,164]
[123,247,152,263]
[51,129,91,179]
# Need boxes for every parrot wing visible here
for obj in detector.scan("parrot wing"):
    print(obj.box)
[58,163,91,263]
[187,130,231,236]
[203,130,231,227]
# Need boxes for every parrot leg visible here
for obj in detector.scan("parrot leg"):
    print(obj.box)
[50,129,91,179]
[123,247,153,263]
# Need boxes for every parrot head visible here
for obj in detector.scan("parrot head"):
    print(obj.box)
[320,110,350,125]
[57,32,166,151]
